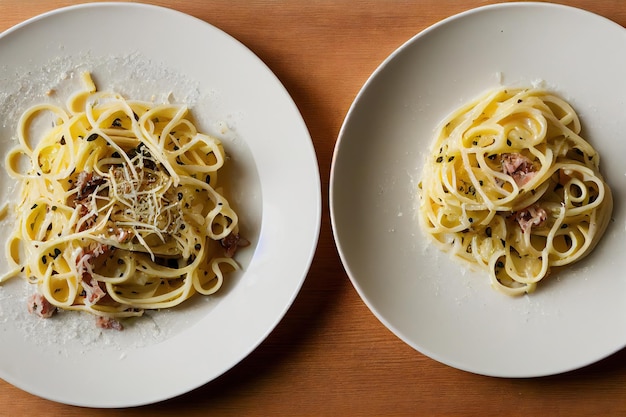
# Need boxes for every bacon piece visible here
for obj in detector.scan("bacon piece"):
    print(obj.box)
[76,243,110,272]
[72,172,106,231]
[82,276,106,305]
[514,205,547,233]
[76,243,111,305]
[220,233,250,257]
[75,171,106,201]
[95,316,124,331]
[501,153,536,186]
[27,293,57,318]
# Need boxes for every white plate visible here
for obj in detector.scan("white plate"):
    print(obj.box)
[0,2,320,407]
[331,2,626,378]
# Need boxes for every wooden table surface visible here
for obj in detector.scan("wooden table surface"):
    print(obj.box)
[2,0,626,415]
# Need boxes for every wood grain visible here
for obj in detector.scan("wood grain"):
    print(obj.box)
[1,1,626,415]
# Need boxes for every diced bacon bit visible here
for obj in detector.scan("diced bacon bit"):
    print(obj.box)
[71,171,106,232]
[27,293,57,318]
[220,233,250,258]
[75,171,106,201]
[82,275,106,305]
[88,242,110,259]
[75,205,97,232]
[514,205,547,233]
[76,243,111,305]
[501,153,536,186]
[76,243,111,273]
[95,316,124,331]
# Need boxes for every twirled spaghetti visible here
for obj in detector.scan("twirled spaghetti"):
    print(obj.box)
[1,72,246,328]
[418,87,612,295]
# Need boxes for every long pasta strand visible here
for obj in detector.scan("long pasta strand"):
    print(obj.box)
[1,72,244,326]
[418,88,612,295]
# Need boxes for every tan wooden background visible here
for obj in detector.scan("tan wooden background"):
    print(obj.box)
[1,1,626,415]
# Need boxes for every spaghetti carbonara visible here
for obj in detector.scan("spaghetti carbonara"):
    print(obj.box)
[418,87,612,295]
[1,72,246,329]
